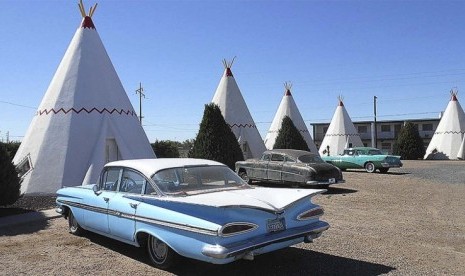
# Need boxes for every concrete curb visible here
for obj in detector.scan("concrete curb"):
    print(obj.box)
[0,208,61,229]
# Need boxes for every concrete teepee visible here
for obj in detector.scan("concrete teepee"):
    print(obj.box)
[318,97,363,156]
[424,90,465,160]
[264,82,318,153]
[13,1,155,194]
[211,58,266,159]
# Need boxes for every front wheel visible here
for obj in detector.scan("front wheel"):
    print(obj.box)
[365,162,376,173]
[239,171,252,184]
[147,235,178,269]
[68,211,84,236]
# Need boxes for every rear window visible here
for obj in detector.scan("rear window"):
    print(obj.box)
[151,165,248,197]
[298,154,324,163]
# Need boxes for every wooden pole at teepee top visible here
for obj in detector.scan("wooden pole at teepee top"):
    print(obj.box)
[78,0,98,17]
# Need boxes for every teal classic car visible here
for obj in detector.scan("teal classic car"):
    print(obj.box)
[321,147,403,173]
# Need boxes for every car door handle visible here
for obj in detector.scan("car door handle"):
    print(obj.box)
[103,197,110,202]
[129,203,138,209]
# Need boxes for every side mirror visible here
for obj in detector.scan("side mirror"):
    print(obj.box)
[92,184,101,195]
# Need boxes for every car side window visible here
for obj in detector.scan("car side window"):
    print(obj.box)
[119,169,145,194]
[261,154,271,161]
[271,154,284,162]
[145,183,157,195]
[284,156,296,162]
[101,168,121,191]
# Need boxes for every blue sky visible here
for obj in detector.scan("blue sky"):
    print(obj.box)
[1,0,465,143]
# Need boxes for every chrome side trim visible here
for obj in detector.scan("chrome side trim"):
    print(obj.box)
[57,199,219,236]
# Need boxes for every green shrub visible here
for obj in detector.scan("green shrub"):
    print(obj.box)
[189,103,244,169]
[393,122,425,160]
[151,140,180,158]
[273,116,310,151]
[0,143,21,206]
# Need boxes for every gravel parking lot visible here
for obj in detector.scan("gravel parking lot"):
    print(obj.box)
[1,160,464,275]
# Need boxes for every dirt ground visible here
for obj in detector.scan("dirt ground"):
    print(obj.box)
[1,160,464,275]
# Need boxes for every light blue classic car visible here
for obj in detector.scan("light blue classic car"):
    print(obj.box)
[56,158,329,269]
[321,147,403,173]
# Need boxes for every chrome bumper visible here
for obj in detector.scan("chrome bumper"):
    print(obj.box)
[202,221,329,259]
[381,163,402,168]
[306,179,345,185]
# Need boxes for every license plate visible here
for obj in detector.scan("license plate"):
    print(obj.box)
[267,218,285,233]
[329,178,336,184]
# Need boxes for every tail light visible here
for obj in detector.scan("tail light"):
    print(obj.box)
[297,207,324,221]
[219,222,258,237]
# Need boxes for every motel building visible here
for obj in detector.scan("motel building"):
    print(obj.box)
[311,118,441,154]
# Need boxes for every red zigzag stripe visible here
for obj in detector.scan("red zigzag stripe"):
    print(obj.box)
[228,123,257,129]
[37,107,137,116]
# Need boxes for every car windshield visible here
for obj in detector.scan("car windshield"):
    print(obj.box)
[151,165,248,197]
[298,154,324,163]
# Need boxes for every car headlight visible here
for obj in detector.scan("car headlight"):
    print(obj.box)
[219,222,258,237]
[297,207,324,221]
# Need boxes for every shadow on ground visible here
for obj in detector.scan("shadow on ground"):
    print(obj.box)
[343,170,410,176]
[322,187,357,195]
[85,231,395,275]
[0,212,50,236]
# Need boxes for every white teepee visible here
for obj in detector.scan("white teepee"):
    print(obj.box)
[424,91,465,160]
[13,2,155,194]
[211,59,266,159]
[264,83,318,153]
[319,97,363,156]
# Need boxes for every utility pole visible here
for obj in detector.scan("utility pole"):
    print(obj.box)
[373,96,378,148]
[6,131,9,143]
[135,82,145,124]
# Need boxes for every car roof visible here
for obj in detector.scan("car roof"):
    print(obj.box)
[264,149,317,159]
[105,158,225,178]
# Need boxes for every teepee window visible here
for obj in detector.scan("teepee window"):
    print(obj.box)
[16,155,33,179]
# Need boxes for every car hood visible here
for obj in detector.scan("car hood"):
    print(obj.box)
[159,187,324,212]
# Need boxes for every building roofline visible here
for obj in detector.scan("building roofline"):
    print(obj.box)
[310,117,441,126]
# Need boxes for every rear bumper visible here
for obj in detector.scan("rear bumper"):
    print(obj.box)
[381,162,403,168]
[306,179,345,185]
[202,220,329,259]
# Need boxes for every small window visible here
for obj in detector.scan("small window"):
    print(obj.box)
[381,143,391,151]
[422,123,433,131]
[16,155,33,178]
[358,126,368,133]
[381,125,391,132]
[101,168,121,191]
[261,154,271,161]
[271,154,284,162]
[120,169,145,194]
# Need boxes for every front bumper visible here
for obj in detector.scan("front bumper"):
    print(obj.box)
[202,220,329,259]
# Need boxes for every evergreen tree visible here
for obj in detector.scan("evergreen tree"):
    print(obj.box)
[0,142,21,161]
[151,140,180,158]
[0,143,21,206]
[273,116,310,151]
[393,122,426,160]
[189,103,244,169]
